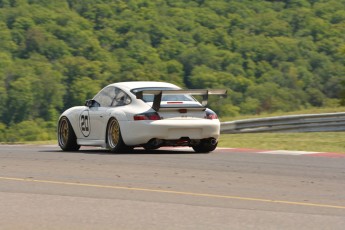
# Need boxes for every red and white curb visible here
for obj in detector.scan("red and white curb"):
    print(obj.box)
[161,147,345,158]
[216,148,345,158]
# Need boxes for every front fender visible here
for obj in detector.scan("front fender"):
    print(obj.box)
[59,106,86,139]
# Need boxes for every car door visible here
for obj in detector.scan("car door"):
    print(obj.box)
[81,86,115,141]
[87,105,108,140]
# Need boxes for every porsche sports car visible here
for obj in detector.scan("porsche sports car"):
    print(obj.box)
[58,81,226,153]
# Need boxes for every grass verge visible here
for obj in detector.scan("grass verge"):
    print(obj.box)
[218,132,345,153]
[0,140,57,145]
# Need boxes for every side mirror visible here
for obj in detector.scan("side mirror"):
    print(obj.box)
[85,99,100,107]
[85,99,92,107]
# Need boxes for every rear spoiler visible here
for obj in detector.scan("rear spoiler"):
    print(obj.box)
[135,89,227,111]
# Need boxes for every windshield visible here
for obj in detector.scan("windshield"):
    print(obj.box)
[131,87,196,102]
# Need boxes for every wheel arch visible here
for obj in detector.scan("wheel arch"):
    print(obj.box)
[105,116,124,145]
[104,114,127,144]
[105,116,132,152]
[59,106,86,139]
[58,115,79,139]
[57,116,80,151]
[106,110,131,145]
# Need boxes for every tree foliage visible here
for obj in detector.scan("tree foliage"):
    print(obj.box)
[1,0,345,141]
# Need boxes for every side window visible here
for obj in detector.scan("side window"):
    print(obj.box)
[111,88,131,107]
[93,86,115,107]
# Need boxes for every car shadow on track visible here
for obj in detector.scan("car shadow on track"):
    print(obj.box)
[41,148,208,155]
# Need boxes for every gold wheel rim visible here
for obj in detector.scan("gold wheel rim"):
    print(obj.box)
[108,119,120,148]
[59,119,69,146]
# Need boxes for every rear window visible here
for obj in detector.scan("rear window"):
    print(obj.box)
[131,87,195,102]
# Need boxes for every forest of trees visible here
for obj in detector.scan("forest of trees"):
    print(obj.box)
[1,0,345,141]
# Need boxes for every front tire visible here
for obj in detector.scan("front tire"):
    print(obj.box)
[58,117,80,151]
[106,118,130,153]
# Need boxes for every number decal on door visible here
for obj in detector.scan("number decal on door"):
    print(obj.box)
[80,110,91,137]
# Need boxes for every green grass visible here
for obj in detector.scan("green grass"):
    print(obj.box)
[218,107,345,153]
[218,132,345,153]
[0,140,57,145]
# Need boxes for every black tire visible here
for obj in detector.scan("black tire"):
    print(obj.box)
[58,117,80,151]
[106,118,131,153]
[192,139,217,153]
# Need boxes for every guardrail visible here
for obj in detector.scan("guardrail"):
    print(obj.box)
[220,112,345,133]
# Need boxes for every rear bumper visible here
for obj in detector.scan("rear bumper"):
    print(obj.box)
[120,119,220,146]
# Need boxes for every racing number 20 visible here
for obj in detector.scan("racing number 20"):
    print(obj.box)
[80,115,89,132]
[80,110,91,137]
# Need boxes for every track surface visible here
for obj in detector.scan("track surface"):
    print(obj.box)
[0,145,344,229]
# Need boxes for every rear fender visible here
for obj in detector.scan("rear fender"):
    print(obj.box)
[106,110,129,144]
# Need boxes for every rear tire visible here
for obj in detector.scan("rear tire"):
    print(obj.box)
[192,139,217,153]
[58,117,80,151]
[106,118,132,153]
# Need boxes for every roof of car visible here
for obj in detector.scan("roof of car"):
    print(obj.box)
[110,81,181,90]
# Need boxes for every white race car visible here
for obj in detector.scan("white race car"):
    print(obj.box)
[58,81,226,153]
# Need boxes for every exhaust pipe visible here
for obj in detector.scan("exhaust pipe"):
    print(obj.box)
[210,138,217,145]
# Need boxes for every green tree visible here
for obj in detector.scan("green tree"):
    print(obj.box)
[5,75,35,123]
[1,0,345,139]
[340,81,345,106]
[0,122,6,142]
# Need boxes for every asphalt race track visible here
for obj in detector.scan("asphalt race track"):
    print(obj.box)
[0,145,344,230]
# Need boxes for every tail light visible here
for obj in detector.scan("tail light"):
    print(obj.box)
[205,110,218,120]
[134,112,161,121]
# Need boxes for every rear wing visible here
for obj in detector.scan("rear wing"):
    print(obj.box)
[135,89,227,111]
